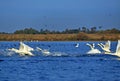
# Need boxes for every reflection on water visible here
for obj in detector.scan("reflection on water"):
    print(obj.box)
[0,41,120,81]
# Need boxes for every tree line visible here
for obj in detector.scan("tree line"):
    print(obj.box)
[0,27,120,34]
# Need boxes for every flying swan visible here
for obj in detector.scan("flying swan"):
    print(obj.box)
[86,43,101,54]
[9,42,34,56]
[98,40,111,54]
[36,47,51,56]
[112,40,120,57]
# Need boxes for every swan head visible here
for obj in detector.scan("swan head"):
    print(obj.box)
[86,43,94,49]
[86,43,90,46]
[92,43,95,48]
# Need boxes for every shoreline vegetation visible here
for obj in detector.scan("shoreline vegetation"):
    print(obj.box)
[0,27,120,41]
[0,33,120,41]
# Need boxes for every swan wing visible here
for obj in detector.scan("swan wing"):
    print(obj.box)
[116,47,120,55]
[19,42,34,51]
[19,42,25,51]
[116,40,120,55]
[104,40,111,50]
[23,43,34,51]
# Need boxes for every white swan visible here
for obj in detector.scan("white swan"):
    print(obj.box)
[113,40,120,57]
[36,47,51,56]
[86,43,101,54]
[98,40,111,54]
[75,43,79,48]
[9,42,34,56]
[102,40,120,57]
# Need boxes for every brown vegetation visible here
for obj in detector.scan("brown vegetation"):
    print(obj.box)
[0,34,76,41]
[0,33,120,41]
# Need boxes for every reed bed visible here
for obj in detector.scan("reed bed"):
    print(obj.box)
[0,33,120,41]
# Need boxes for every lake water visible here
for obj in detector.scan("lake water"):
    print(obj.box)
[0,41,120,81]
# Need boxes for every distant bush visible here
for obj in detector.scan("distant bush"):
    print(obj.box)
[14,28,39,34]
[0,27,119,34]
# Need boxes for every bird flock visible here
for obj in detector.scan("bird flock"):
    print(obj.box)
[7,40,120,57]
[86,40,120,57]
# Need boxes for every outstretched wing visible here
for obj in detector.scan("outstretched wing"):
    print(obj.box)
[19,42,34,52]
[23,43,34,51]
[19,42,25,51]
[116,46,120,54]
[104,40,111,50]
[116,40,120,54]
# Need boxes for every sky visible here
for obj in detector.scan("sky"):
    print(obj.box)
[0,0,120,32]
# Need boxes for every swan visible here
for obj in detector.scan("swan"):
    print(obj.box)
[98,40,111,54]
[75,43,79,47]
[36,47,51,56]
[113,40,120,57]
[86,43,101,54]
[102,40,120,57]
[9,42,34,56]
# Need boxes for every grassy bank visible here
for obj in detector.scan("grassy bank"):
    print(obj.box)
[0,33,120,41]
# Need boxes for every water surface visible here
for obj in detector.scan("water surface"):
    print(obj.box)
[0,41,120,81]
